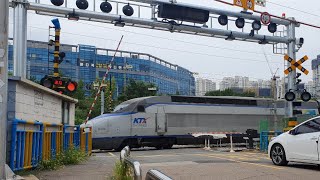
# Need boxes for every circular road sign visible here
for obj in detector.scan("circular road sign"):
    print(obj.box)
[260,12,271,25]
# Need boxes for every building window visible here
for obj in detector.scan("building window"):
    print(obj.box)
[62,101,70,125]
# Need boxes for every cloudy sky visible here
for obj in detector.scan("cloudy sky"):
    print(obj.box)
[8,0,320,85]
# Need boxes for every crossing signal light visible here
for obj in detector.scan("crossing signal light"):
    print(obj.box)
[218,15,228,26]
[66,81,78,92]
[100,1,112,13]
[123,4,134,16]
[284,91,295,101]
[158,3,209,24]
[76,0,89,10]
[51,0,64,6]
[40,76,77,94]
[301,90,311,102]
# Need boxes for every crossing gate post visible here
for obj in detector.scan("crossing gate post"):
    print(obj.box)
[80,127,92,155]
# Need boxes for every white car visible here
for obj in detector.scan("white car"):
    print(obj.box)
[268,116,320,166]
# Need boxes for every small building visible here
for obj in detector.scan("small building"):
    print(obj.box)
[7,76,78,125]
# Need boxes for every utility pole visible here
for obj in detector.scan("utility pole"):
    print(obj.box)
[0,0,9,178]
[13,0,27,78]
[101,88,104,115]
[286,17,297,118]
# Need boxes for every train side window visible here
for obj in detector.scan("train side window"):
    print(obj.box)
[137,105,145,112]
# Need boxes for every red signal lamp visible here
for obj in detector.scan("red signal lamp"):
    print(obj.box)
[66,81,77,92]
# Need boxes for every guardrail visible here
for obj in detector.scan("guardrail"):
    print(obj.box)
[145,169,173,180]
[120,146,173,180]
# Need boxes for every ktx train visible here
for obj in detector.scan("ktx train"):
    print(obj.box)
[82,96,318,150]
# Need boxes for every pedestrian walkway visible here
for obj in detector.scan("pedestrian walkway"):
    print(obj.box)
[32,152,118,180]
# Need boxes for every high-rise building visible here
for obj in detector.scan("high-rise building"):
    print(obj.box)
[312,55,320,97]
[8,40,195,97]
[196,78,216,96]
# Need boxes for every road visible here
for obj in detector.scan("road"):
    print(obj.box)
[36,146,320,180]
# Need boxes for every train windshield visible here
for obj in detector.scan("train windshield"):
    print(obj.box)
[113,97,149,113]
[113,103,130,112]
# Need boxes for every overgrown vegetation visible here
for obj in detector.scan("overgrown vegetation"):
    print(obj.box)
[37,147,87,171]
[109,161,133,180]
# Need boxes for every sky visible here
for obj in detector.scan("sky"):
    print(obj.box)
[8,0,320,86]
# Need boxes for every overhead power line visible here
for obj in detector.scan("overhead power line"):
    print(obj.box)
[267,1,320,18]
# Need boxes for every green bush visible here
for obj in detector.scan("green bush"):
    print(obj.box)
[109,161,133,180]
[38,147,87,171]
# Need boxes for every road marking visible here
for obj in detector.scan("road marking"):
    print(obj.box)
[135,154,179,158]
[108,152,116,157]
[197,154,284,170]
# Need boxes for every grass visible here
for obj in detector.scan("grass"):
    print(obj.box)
[37,147,88,171]
[109,161,133,180]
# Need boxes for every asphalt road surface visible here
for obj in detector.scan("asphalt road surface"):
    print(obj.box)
[36,146,320,180]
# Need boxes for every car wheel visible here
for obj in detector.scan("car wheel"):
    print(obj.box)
[271,144,288,166]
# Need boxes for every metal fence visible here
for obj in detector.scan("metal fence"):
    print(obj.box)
[9,119,92,171]
[10,119,43,171]
[43,123,63,160]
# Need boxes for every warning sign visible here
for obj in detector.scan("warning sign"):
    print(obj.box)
[233,0,255,11]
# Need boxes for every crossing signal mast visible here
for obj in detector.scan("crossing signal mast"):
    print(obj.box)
[40,18,77,94]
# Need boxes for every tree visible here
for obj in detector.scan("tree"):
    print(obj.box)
[117,79,157,103]
[205,88,255,97]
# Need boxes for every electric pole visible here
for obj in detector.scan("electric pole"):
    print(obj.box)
[0,0,9,178]
[286,17,298,118]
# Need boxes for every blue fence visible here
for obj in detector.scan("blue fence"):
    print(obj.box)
[9,119,91,171]
[260,131,282,152]
[63,125,80,150]
[10,119,43,171]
